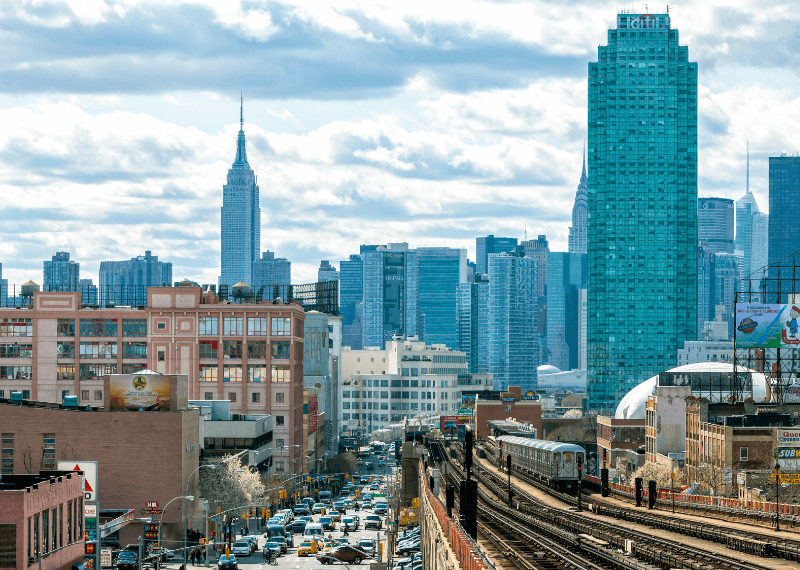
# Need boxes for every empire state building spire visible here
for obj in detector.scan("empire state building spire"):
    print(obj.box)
[235,93,248,164]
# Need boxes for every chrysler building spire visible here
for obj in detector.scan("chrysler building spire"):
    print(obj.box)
[568,144,588,254]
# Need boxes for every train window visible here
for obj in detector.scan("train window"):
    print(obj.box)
[553,452,561,465]
[563,451,574,464]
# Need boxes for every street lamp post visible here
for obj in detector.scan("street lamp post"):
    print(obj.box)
[158,495,194,551]
[775,461,781,532]
[185,464,216,564]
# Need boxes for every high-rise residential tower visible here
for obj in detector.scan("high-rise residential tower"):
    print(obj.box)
[488,252,538,393]
[43,251,80,291]
[588,13,698,410]
[220,97,260,287]
[252,251,291,291]
[546,252,587,371]
[698,198,734,254]
[476,235,518,276]
[568,149,588,255]
[768,154,800,299]
[318,261,339,282]
[456,277,490,373]
[98,250,172,306]
[340,254,365,350]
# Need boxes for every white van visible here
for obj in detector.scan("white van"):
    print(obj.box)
[303,523,324,539]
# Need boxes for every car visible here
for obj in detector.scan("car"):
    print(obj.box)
[242,535,258,553]
[333,500,347,511]
[303,496,315,507]
[340,487,351,496]
[297,540,318,557]
[286,520,307,534]
[378,461,386,467]
[396,540,421,555]
[364,515,382,529]
[356,539,376,557]
[366,464,375,471]
[265,538,287,555]
[304,523,324,539]
[328,510,341,522]
[298,516,312,523]
[265,524,293,548]
[374,502,388,515]
[341,516,359,531]
[319,516,336,530]
[232,541,251,557]
[116,551,137,570]
[218,554,238,570]
[147,546,175,561]
[360,477,369,484]
[316,545,369,565]
[370,483,378,490]
[313,503,326,514]
[294,503,310,515]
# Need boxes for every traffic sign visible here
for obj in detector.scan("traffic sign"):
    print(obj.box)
[146,501,159,509]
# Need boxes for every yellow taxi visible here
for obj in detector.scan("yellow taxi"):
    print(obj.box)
[297,541,318,557]
[328,510,341,521]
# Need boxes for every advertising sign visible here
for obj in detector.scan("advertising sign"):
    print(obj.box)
[779,448,800,459]
[440,415,471,433]
[460,395,475,410]
[144,523,160,540]
[778,430,800,447]
[309,396,318,434]
[522,390,537,401]
[735,304,800,348]
[58,461,98,502]
[109,373,171,411]
[101,549,112,568]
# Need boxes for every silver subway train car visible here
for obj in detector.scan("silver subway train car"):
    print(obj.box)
[496,435,585,493]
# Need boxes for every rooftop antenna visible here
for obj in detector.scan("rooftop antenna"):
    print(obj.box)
[240,92,243,131]
[746,140,750,193]
[524,224,528,241]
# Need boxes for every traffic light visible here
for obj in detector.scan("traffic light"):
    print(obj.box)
[217,507,221,514]
[307,476,312,483]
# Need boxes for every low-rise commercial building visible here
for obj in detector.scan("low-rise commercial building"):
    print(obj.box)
[474,386,541,440]
[0,470,85,570]
[596,415,646,473]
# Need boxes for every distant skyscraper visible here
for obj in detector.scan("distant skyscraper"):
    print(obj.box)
[714,253,740,338]
[0,263,6,305]
[546,252,587,371]
[768,154,800,300]
[588,12,697,409]
[43,251,80,291]
[340,254,364,350]
[79,278,98,305]
[98,250,172,306]
[318,260,339,282]
[456,278,490,373]
[252,251,291,292]
[697,247,716,339]
[416,247,467,348]
[698,198,734,253]
[220,97,260,287]
[476,235,518,276]
[362,244,414,348]
[488,252,538,393]
[568,148,588,255]
[519,235,549,298]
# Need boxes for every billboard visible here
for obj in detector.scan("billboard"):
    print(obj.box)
[309,396,318,434]
[778,430,800,447]
[736,304,800,348]
[440,415,471,433]
[109,374,171,411]
[58,461,97,502]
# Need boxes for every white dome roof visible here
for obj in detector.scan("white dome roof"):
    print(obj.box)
[613,362,769,420]
[537,365,562,375]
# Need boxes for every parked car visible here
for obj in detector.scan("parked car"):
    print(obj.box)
[297,540,318,557]
[316,545,370,565]
[364,515,382,529]
[396,540,421,555]
[232,541,251,557]
[116,551,137,570]
[217,554,238,570]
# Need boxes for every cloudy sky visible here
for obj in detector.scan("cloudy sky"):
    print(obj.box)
[1,0,798,285]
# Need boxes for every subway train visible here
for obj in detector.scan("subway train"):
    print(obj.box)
[496,435,586,493]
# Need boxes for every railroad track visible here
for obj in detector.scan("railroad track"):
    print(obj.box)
[436,439,787,570]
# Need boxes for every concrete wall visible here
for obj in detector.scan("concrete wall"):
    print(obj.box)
[655,385,691,456]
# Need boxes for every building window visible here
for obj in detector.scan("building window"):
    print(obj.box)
[122,342,147,358]
[228,392,237,403]
[122,363,147,374]
[57,319,74,337]
[122,319,147,337]
[505,405,511,412]
[0,366,32,380]
[156,322,166,330]
[223,365,242,382]
[205,392,214,400]
[223,341,242,358]
[199,364,218,382]
[271,341,290,359]
[276,439,284,448]
[80,342,117,359]
[0,343,33,357]
[56,342,74,359]
[247,318,268,336]
[199,340,218,359]
[57,364,75,380]
[271,365,290,382]
[79,319,117,337]
[81,390,89,400]
[42,434,55,470]
[21,390,30,399]
[200,317,218,335]
[276,416,285,426]
[223,318,243,336]
[276,461,284,473]
[252,392,260,403]
[94,391,102,400]
[0,318,32,337]
[276,392,285,403]
[157,350,166,362]
[740,447,748,462]
[42,509,49,554]
[246,364,265,382]
[80,363,116,380]
[1,433,13,474]
[271,317,291,336]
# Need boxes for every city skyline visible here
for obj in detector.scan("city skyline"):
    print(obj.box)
[0,2,795,286]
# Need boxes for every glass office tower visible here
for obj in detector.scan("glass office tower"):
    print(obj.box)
[767,155,800,300]
[587,12,697,409]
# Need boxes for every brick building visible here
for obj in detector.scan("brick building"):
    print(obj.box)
[0,392,200,548]
[473,386,541,440]
[0,286,306,475]
[596,415,645,472]
[0,470,85,570]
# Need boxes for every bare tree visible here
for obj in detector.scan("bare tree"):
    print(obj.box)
[21,445,33,474]
[546,422,589,443]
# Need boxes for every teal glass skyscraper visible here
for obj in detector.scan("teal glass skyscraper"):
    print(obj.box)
[587,13,697,410]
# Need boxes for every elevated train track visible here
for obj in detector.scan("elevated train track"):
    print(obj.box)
[432,438,794,570]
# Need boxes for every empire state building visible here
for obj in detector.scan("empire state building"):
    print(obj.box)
[220,97,260,287]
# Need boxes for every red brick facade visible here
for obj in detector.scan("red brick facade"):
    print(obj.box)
[474,387,542,439]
